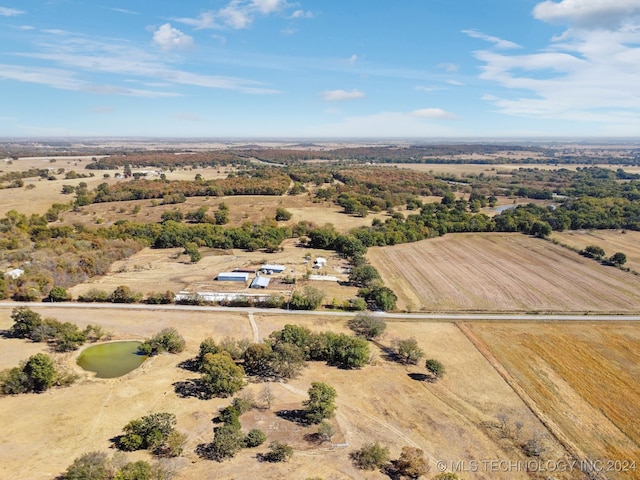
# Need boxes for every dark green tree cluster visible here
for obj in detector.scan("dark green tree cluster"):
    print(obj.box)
[304,382,337,424]
[198,398,266,462]
[7,306,104,352]
[138,328,186,356]
[61,451,177,480]
[0,353,74,394]
[117,412,185,457]
[347,312,387,340]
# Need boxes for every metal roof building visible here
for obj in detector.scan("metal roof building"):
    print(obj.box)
[250,276,271,288]
[260,264,286,273]
[217,272,249,282]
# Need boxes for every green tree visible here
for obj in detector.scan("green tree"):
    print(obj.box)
[115,460,151,480]
[609,252,627,266]
[139,328,185,356]
[275,207,293,221]
[9,306,42,339]
[109,285,141,303]
[289,286,324,310]
[425,359,446,380]
[119,412,178,455]
[243,343,273,377]
[348,312,387,340]
[262,441,293,462]
[23,353,56,392]
[244,428,267,448]
[304,382,337,424]
[348,265,381,287]
[48,286,71,302]
[393,338,425,365]
[583,245,605,259]
[183,242,201,263]
[394,446,430,479]
[208,423,245,461]
[352,441,390,470]
[200,352,245,398]
[62,451,111,480]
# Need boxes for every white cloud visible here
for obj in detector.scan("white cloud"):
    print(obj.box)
[463,29,521,49]
[90,106,114,114]
[411,108,459,120]
[0,7,24,16]
[153,23,194,50]
[20,31,279,94]
[415,85,446,92]
[289,9,313,19]
[175,0,297,30]
[473,4,640,129]
[348,54,358,64]
[533,0,640,28]
[321,89,365,101]
[436,62,459,72]
[109,7,138,15]
[445,79,464,86]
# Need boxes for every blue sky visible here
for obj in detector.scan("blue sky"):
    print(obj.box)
[1,0,640,138]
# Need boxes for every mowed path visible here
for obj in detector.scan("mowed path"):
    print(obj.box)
[368,233,640,313]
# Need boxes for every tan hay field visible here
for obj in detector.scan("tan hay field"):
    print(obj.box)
[552,229,640,273]
[0,308,573,480]
[468,322,640,480]
[367,233,640,313]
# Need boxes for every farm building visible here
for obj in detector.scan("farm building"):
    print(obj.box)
[313,257,327,268]
[260,264,285,274]
[217,272,249,282]
[250,276,271,289]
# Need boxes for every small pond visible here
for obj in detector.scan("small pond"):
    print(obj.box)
[77,341,147,379]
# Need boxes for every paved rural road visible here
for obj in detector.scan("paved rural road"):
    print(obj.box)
[2,302,640,321]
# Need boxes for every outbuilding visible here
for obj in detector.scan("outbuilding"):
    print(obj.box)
[260,264,285,274]
[250,276,271,289]
[313,257,327,268]
[217,272,249,282]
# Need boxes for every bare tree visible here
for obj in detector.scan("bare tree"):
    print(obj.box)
[261,383,275,410]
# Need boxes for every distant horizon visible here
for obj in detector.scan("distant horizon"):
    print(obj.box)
[1,1,640,137]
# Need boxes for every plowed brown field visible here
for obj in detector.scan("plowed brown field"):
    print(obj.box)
[367,233,640,313]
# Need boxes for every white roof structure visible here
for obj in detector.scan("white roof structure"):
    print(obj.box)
[251,276,271,288]
[260,264,285,273]
[217,272,249,281]
[4,268,24,279]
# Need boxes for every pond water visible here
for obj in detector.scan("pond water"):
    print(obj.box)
[77,341,147,378]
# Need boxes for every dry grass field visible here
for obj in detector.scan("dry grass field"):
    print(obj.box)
[68,238,359,305]
[0,307,578,480]
[552,230,640,273]
[467,322,640,480]
[367,233,640,313]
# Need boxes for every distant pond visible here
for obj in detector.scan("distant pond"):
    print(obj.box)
[77,341,147,379]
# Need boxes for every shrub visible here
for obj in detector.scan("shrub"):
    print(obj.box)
[244,429,267,448]
[352,441,390,470]
[262,441,293,462]
[425,359,446,380]
[138,328,186,356]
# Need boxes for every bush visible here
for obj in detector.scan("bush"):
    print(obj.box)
[109,285,142,303]
[244,429,267,448]
[348,312,387,340]
[48,286,71,302]
[0,353,59,394]
[118,412,179,455]
[425,359,446,380]
[78,289,110,303]
[304,382,337,424]
[262,441,293,462]
[352,441,390,470]
[139,328,186,356]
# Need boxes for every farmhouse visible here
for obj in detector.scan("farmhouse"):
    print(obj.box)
[250,276,271,288]
[217,272,249,282]
[260,264,286,274]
